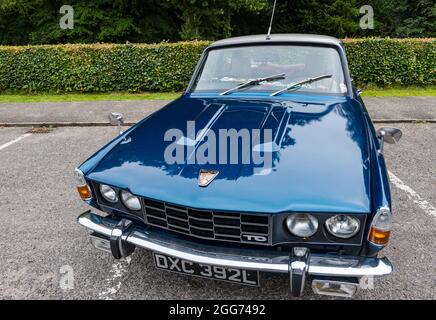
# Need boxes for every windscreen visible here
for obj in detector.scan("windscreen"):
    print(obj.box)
[192,45,348,95]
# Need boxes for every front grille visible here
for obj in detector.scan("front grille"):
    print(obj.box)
[142,198,271,245]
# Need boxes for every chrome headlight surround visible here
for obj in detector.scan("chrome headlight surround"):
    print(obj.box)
[120,190,141,211]
[325,215,360,239]
[99,184,118,203]
[285,213,319,238]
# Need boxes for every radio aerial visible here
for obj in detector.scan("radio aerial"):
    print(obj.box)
[266,0,278,40]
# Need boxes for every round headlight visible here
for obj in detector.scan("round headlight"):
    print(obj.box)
[285,214,318,238]
[121,191,141,211]
[99,184,118,203]
[325,215,360,239]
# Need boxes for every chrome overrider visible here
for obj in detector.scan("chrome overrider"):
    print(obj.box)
[78,211,393,297]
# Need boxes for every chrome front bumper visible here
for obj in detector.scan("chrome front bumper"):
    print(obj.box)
[77,211,393,296]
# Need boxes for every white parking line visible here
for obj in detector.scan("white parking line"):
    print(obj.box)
[0,133,31,151]
[389,171,436,218]
[98,256,132,300]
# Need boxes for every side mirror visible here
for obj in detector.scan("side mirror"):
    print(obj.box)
[356,88,363,96]
[109,112,124,135]
[376,127,402,152]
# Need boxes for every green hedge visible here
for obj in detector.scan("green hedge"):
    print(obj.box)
[0,39,434,93]
[0,41,208,93]
[344,38,435,87]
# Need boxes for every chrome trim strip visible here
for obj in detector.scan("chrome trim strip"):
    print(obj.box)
[127,229,289,273]
[241,221,270,227]
[169,225,190,232]
[165,205,187,212]
[189,216,214,222]
[308,255,393,277]
[78,212,115,237]
[214,214,240,219]
[213,233,240,239]
[289,247,310,297]
[189,225,213,232]
[166,215,189,223]
[78,211,393,277]
[214,224,240,229]
[146,214,166,222]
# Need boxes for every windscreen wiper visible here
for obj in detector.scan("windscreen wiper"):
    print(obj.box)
[220,73,286,96]
[270,74,333,96]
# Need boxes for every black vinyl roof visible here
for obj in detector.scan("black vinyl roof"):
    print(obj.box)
[209,34,343,48]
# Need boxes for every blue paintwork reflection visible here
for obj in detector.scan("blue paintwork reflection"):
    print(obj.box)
[81,93,373,214]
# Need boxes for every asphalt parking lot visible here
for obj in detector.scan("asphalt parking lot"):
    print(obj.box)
[0,101,435,299]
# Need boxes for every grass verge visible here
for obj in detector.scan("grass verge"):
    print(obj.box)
[362,86,436,97]
[0,92,181,103]
[0,87,434,102]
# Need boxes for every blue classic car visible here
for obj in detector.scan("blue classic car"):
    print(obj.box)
[75,34,402,298]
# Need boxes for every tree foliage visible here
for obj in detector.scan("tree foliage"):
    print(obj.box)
[0,0,434,45]
[356,0,436,37]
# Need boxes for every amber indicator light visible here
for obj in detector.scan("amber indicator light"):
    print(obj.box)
[368,226,390,245]
[77,185,91,200]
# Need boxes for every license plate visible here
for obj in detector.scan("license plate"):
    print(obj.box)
[153,253,259,286]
